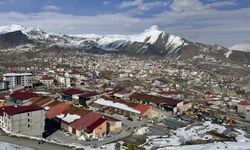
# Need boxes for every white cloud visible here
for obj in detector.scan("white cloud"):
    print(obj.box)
[118,0,167,12]
[102,1,110,5]
[0,0,14,4]
[209,0,237,8]
[119,0,143,9]
[170,0,209,13]
[43,5,60,11]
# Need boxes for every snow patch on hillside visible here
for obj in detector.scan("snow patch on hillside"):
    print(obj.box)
[143,121,250,150]
[224,50,233,58]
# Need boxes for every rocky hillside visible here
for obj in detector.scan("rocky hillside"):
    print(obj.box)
[0,24,249,64]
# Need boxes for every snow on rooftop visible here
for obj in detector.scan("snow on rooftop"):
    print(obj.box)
[3,73,33,76]
[44,106,50,111]
[113,93,125,98]
[94,98,140,114]
[35,91,51,95]
[62,113,81,123]
[56,113,65,119]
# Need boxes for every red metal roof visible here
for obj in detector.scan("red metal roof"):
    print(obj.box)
[10,91,39,101]
[79,91,99,99]
[239,101,250,106]
[62,89,84,95]
[161,91,181,95]
[103,115,120,122]
[0,105,42,116]
[69,112,102,131]
[134,104,150,115]
[162,98,183,107]
[0,96,6,100]
[46,103,70,119]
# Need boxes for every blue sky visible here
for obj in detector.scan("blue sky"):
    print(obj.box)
[0,0,250,47]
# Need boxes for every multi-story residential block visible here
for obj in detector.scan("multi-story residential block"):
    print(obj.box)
[0,80,8,90]
[3,73,34,88]
[40,76,54,86]
[0,105,45,137]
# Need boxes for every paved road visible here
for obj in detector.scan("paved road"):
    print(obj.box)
[0,129,72,150]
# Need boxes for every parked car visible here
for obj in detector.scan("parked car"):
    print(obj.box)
[64,132,71,136]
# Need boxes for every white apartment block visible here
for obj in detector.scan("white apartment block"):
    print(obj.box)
[3,73,34,88]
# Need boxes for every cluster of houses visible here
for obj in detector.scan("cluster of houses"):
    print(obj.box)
[0,72,250,142]
[0,85,197,140]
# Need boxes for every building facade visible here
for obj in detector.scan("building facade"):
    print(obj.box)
[3,73,34,88]
[0,106,45,137]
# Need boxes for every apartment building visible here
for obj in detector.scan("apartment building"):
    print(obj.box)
[3,73,34,88]
[0,105,45,137]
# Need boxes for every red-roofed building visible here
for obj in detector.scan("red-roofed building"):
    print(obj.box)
[161,90,183,98]
[10,91,39,104]
[134,104,159,118]
[62,89,85,102]
[79,91,99,106]
[103,115,122,133]
[69,112,107,139]
[40,76,54,86]
[0,96,5,107]
[46,103,70,119]
[0,105,44,137]
[238,100,250,115]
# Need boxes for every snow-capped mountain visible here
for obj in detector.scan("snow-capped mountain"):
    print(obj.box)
[230,43,250,52]
[0,24,28,35]
[0,24,188,54]
[0,24,249,64]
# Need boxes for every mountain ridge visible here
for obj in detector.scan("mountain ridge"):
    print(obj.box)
[0,24,249,64]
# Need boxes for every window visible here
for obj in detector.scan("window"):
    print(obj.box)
[28,119,30,122]
[27,113,30,116]
[28,124,30,128]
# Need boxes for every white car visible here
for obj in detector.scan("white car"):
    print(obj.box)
[64,132,71,136]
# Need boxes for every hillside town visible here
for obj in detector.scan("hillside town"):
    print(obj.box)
[0,52,250,149]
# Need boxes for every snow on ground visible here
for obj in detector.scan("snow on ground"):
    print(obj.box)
[135,127,149,135]
[143,121,250,150]
[158,142,250,150]
[0,141,33,150]
[234,128,250,143]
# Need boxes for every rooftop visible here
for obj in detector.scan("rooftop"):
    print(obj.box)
[62,89,84,95]
[134,104,150,115]
[69,112,103,131]
[0,105,42,116]
[46,103,70,119]
[3,73,33,76]
[10,91,39,101]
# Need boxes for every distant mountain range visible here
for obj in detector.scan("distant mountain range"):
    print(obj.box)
[0,24,249,64]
